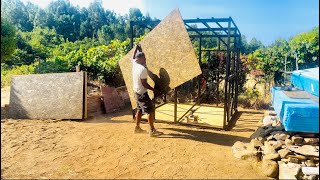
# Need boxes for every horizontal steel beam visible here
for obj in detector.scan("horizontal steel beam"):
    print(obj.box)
[184,18,231,24]
[189,34,240,38]
[185,23,202,36]
[186,27,237,32]
[130,18,240,35]
[203,22,227,46]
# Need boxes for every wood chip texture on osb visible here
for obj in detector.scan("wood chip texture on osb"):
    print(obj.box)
[9,72,86,119]
[119,9,201,109]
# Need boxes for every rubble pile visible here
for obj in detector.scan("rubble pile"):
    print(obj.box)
[232,111,319,180]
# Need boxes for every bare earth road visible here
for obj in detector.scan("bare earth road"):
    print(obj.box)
[1,87,268,179]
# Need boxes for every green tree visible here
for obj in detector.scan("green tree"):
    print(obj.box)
[248,38,264,54]
[1,0,33,31]
[98,25,114,45]
[289,26,319,69]
[1,18,16,62]
[87,0,106,38]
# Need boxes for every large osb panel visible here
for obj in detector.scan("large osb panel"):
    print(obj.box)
[9,72,86,119]
[119,9,201,109]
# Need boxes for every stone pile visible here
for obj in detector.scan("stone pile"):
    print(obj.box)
[232,111,319,180]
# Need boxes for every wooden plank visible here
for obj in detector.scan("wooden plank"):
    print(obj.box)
[83,71,88,119]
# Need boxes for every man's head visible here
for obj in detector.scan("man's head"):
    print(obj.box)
[135,51,146,65]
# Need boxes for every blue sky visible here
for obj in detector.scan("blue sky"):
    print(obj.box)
[143,0,319,45]
[22,0,319,46]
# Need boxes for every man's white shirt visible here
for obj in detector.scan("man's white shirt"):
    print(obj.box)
[132,59,148,94]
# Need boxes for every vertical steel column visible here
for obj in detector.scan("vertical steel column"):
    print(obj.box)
[197,37,202,104]
[234,34,241,111]
[174,88,178,123]
[223,19,232,129]
[217,38,220,106]
[130,21,134,48]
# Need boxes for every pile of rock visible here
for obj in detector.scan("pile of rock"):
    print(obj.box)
[232,111,319,180]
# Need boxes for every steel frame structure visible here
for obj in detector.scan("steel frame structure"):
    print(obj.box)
[129,17,241,130]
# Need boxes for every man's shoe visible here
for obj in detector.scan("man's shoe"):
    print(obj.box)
[149,129,163,137]
[134,127,147,134]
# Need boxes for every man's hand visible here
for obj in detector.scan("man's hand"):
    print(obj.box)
[136,44,142,51]
[133,44,142,59]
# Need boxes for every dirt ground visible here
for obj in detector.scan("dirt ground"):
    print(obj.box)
[1,87,269,179]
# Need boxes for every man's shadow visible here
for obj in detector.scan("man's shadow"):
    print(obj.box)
[147,68,171,98]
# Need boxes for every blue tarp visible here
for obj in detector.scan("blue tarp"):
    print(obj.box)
[271,86,319,133]
[291,67,319,97]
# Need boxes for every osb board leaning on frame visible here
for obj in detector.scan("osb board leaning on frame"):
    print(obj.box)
[119,9,202,109]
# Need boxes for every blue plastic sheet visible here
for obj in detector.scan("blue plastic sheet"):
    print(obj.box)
[291,67,319,97]
[271,87,319,133]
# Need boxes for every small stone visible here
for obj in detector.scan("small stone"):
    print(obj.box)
[250,138,264,149]
[266,135,274,141]
[294,154,308,160]
[232,141,257,160]
[272,120,281,127]
[262,159,279,178]
[304,138,319,145]
[264,153,281,160]
[305,160,316,167]
[289,157,300,164]
[302,167,320,175]
[264,142,277,155]
[273,141,283,150]
[278,149,291,158]
[292,136,304,145]
[279,140,285,145]
[289,145,319,157]
[301,161,307,167]
[268,140,277,145]
[278,162,302,180]
[257,137,266,144]
[274,133,290,141]
[302,174,309,180]
[281,158,290,163]
[285,139,293,146]
[307,175,319,180]
[263,116,274,126]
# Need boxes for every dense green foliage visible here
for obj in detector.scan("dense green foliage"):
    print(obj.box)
[1,18,17,62]
[245,27,319,82]
[1,0,151,87]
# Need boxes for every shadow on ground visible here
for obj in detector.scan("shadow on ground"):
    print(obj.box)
[158,127,250,146]
[227,109,264,132]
